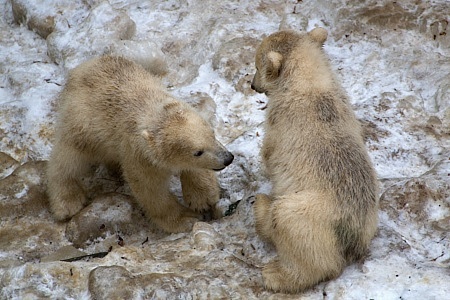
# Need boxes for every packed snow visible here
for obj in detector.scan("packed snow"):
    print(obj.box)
[0,0,449,299]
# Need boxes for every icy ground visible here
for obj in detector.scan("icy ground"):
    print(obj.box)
[0,0,449,299]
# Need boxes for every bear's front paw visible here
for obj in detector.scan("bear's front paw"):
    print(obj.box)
[181,169,220,216]
[153,209,201,233]
[50,193,87,221]
[173,215,199,233]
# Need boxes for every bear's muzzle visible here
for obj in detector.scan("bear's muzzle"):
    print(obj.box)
[213,151,234,171]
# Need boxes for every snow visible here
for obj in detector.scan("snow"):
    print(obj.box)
[0,0,449,299]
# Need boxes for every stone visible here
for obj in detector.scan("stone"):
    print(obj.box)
[11,0,55,39]
[47,1,136,70]
[191,222,223,251]
[65,193,149,247]
[212,37,259,83]
[0,161,48,220]
[182,91,217,127]
[10,0,85,39]
[109,40,168,76]
[40,245,87,263]
[89,266,137,299]
[0,152,19,179]
[379,157,450,266]
[433,75,450,113]
[1,0,450,298]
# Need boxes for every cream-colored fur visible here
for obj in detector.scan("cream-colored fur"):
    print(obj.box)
[47,55,234,233]
[251,28,379,293]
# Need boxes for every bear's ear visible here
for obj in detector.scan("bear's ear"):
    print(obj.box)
[266,51,283,80]
[308,27,328,45]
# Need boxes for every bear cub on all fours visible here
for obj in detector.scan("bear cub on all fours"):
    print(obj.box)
[251,28,379,293]
[47,55,234,233]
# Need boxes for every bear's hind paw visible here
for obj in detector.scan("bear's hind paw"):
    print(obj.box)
[262,261,294,293]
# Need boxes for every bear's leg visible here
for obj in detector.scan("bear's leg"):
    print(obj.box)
[123,160,200,233]
[180,169,221,218]
[261,192,345,293]
[253,193,274,242]
[47,143,91,220]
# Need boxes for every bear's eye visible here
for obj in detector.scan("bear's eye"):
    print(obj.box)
[193,150,204,157]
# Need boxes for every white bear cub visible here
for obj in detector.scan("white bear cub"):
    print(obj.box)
[251,28,379,293]
[47,55,233,233]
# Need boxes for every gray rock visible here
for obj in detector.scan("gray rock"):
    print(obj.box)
[109,40,168,76]
[0,161,48,220]
[65,193,148,247]
[47,1,136,70]
[89,266,138,300]
[191,221,223,251]
[380,156,450,266]
[11,0,55,39]
[40,245,87,263]
[0,152,19,179]
[1,0,450,298]
[212,37,259,85]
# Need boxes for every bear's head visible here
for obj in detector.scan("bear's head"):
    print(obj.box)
[140,102,234,171]
[251,27,328,94]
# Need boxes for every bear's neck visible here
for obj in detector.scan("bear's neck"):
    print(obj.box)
[279,50,337,96]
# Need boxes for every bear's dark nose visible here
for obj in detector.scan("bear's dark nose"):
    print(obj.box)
[223,152,234,166]
[251,83,255,90]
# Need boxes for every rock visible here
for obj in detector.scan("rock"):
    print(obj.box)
[2,0,450,298]
[212,36,261,83]
[0,161,48,220]
[47,1,136,70]
[0,152,19,179]
[181,91,217,126]
[0,262,91,298]
[191,222,223,251]
[358,2,420,30]
[10,0,56,39]
[379,157,450,266]
[419,2,450,48]
[326,0,450,50]
[65,193,149,247]
[433,75,450,113]
[9,0,88,40]
[109,40,168,76]
[82,0,102,8]
[89,266,137,299]
[212,36,259,94]
[40,245,87,263]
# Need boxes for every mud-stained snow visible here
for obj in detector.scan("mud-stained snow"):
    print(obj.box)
[0,0,449,299]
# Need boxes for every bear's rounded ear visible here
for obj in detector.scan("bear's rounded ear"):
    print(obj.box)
[266,51,283,80]
[308,27,328,45]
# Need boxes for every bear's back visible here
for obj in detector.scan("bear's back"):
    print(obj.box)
[56,56,166,159]
[263,34,379,261]
[64,55,161,110]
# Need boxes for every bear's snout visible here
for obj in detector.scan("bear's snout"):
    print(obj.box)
[251,76,258,92]
[213,151,234,171]
[250,74,266,94]
[223,151,234,166]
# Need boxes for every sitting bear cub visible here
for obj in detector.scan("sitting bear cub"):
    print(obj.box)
[251,28,379,293]
[47,55,233,233]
